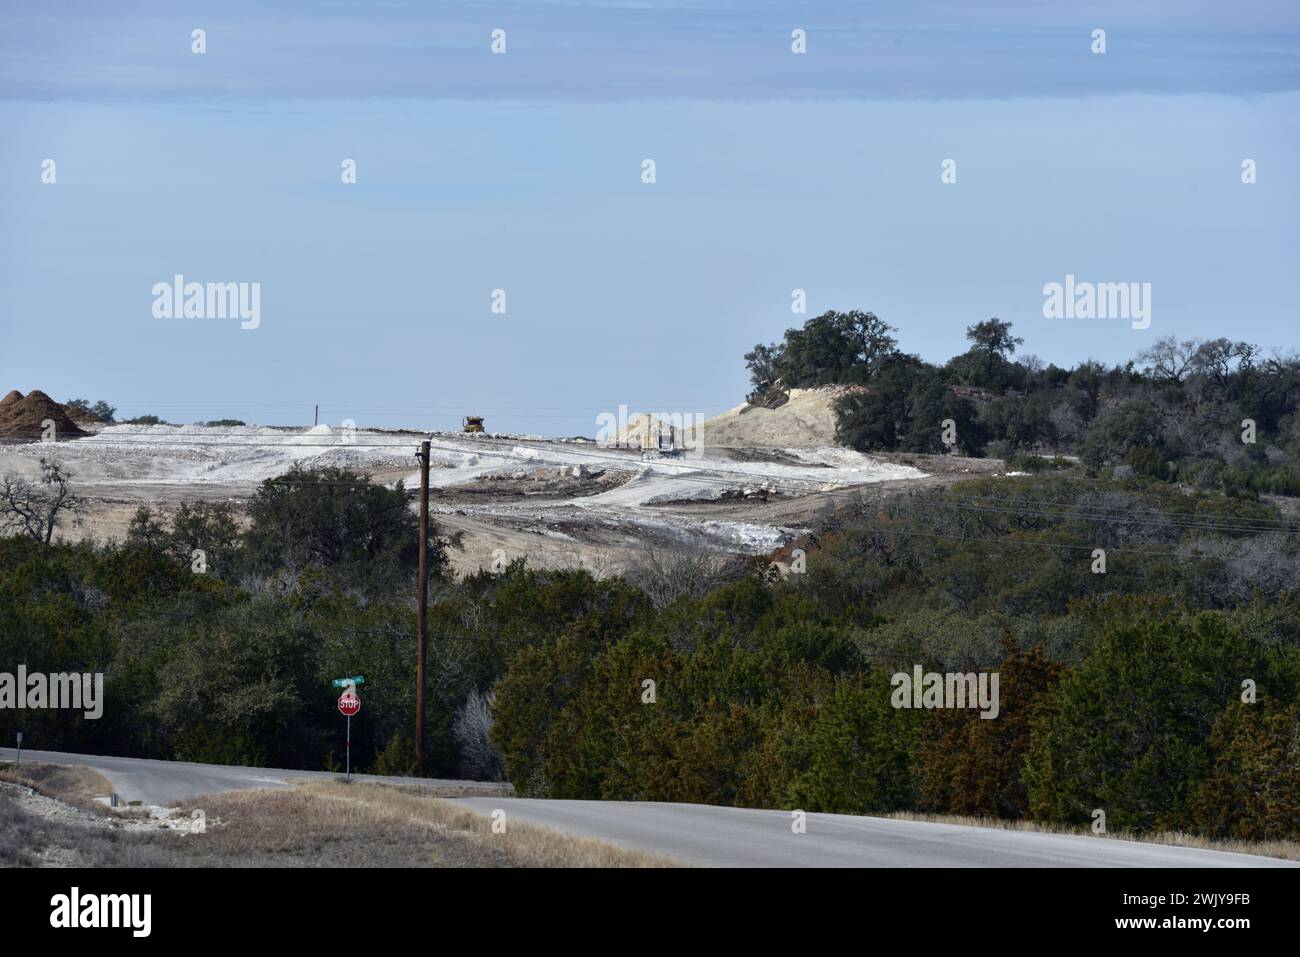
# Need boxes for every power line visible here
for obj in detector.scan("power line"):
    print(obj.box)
[15,440,1299,542]
[11,434,1299,548]
[953,493,1299,530]
[7,431,1014,495]
[18,427,1300,518]
[74,436,1300,529]
[340,624,1007,665]
[921,500,1300,535]
[820,522,1300,571]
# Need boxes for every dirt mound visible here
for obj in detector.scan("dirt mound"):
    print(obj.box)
[0,389,87,441]
[610,412,691,450]
[702,386,859,448]
[63,403,105,425]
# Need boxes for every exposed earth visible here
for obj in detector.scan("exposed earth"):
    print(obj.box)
[0,388,1008,575]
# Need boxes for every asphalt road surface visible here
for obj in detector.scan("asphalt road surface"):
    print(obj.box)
[445,797,1298,868]
[4,749,1295,867]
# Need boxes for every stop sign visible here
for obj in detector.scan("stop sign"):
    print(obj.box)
[338,691,361,716]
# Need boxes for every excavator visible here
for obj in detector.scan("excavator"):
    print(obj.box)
[462,416,485,433]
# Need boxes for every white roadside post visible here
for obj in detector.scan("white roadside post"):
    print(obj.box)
[14,731,21,766]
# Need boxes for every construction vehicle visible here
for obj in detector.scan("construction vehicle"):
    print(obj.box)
[462,416,485,433]
[745,377,790,411]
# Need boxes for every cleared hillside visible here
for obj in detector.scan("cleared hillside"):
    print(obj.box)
[701,386,857,448]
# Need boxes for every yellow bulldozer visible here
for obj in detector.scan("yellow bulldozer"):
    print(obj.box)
[462,416,485,433]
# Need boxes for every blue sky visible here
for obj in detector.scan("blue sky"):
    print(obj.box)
[2,2,1298,433]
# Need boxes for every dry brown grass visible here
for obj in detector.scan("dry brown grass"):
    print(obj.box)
[0,761,114,815]
[173,781,678,867]
[397,783,517,799]
[881,810,1300,862]
[0,765,675,868]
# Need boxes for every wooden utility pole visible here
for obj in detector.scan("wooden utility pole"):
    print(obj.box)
[415,440,431,771]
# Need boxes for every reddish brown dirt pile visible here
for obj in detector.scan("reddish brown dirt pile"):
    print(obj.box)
[0,389,87,441]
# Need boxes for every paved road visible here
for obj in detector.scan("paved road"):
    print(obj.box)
[5,749,1294,866]
[445,797,1300,868]
[0,747,505,805]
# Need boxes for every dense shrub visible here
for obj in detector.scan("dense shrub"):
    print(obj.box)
[753,310,1300,492]
[1193,703,1300,840]
[3,466,1299,842]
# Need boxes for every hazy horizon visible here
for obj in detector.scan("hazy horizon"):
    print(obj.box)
[3,2,1298,434]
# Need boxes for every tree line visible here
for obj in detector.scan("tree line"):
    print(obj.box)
[747,310,1300,495]
[2,467,1298,841]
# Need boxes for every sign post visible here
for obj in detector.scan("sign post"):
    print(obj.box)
[15,731,21,766]
[334,677,363,782]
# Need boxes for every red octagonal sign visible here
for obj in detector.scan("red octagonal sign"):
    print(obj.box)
[338,691,361,717]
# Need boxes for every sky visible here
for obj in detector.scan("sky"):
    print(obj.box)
[2,1,1298,434]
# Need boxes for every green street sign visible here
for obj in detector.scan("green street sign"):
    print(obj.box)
[331,676,365,688]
